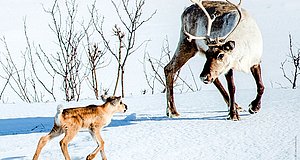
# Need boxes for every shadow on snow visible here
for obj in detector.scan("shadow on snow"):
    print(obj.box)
[0,111,250,136]
[0,116,135,136]
[0,156,27,160]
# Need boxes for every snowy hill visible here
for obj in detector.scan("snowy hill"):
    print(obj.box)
[0,88,299,159]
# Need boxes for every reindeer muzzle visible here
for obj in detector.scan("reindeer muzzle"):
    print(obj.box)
[124,104,128,113]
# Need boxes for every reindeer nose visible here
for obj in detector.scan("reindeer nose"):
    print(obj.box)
[124,104,128,112]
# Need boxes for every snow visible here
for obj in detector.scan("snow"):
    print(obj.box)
[1,0,300,159]
[0,89,299,159]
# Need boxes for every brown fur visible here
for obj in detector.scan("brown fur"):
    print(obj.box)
[32,96,127,160]
[202,1,238,13]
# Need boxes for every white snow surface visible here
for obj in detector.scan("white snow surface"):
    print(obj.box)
[0,89,300,160]
[1,0,300,159]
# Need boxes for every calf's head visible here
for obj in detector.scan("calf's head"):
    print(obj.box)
[200,41,235,84]
[105,96,128,113]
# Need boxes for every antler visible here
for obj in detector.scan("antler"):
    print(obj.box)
[218,0,242,42]
[184,0,242,45]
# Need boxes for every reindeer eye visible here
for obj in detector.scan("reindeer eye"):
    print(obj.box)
[217,54,224,60]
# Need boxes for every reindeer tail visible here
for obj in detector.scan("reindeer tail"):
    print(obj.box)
[54,104,64,126]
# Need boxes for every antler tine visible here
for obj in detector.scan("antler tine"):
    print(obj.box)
[185,0,216,42]
[219,0,243,42]
[184,28,207,42]
[192,0,216,36]
[238,0,242,7]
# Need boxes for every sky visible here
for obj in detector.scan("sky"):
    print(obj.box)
[0,0,300,102]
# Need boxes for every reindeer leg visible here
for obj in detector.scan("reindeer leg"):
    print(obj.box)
[60,126,79,160]
[87,128,106,160]
[249,64,264,114]
[33,124,62,160]
[164,38,198,118]
[213,78,242,111]
[225,69,239,121]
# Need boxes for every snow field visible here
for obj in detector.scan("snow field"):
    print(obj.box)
[0,89,299,160]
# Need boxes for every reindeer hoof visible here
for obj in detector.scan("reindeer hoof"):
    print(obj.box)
[248,102,261,114]
[169,113,180,118]
[166,107,180,118]
[248,106,259,114]
[86,155,94,160]
[227,110,240,121]
[227,115,240,121]
[235,103,244,112]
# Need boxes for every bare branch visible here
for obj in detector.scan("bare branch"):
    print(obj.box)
[280,34,300,89]
[92,0,155,97]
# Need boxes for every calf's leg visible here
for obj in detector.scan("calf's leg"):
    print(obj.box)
[33,125,62,160]
[87,128,106,160]
[60,126,79,160]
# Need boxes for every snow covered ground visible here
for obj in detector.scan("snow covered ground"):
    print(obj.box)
[0,88,299,160]
[1,0,300,159]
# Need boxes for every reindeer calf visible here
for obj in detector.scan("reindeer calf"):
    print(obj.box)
[33,96,127,160]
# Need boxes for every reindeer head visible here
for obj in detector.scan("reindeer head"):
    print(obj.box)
[103,96,128,113]
[200,41,235,84]
[184,0,242,84]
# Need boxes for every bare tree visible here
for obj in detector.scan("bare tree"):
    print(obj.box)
[0,19,58,103]
[280,34,300,89]
[0,49,13,101]
[143,37,199,94]
[111,25,125,97]
[81,15,109,100]
[41,0,90,101]
[91,0,156,97]
[85,43,107,100]
[143,43,167,94]
[24,20,57,102]
[0,37,33,102]
[187,64,200,91]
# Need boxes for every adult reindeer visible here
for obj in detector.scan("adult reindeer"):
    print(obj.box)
[164,0,264,120]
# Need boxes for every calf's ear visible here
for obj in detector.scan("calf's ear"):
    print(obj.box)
[101,94,109,102]
[107,96,121,105]
[223,41,235,51]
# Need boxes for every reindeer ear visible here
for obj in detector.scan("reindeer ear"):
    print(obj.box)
[107,96,121,105]
[101,94,109,102]
[223,41,235,51]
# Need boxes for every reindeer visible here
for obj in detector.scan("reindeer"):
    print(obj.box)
[32,96,128,160]
[164,0,264,120]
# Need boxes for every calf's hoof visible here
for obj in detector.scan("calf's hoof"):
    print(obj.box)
[86,154,95,160]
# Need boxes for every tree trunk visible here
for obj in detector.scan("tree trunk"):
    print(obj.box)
[92,68,99,99]
[292,67,298,89]
[121,66,125,98]
[113,64,121,96]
